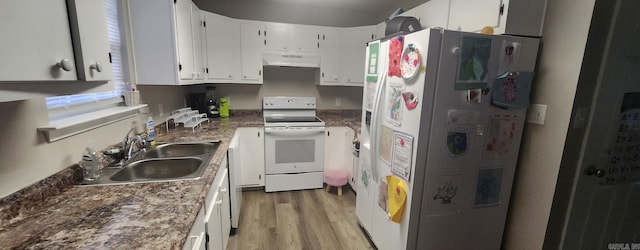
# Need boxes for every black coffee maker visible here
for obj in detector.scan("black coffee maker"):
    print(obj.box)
[188,86,219,117]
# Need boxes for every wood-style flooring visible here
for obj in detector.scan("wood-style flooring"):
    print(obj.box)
[226,187,375,250]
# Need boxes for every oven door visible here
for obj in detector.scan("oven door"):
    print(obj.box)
[264,126,325,174]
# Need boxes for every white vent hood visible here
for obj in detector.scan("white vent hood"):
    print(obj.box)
[262,52,320,68]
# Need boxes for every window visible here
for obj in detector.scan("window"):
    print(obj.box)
[45,0,128,113]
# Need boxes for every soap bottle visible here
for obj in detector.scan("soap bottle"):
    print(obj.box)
[81,146,100,182]
[146,115,156,147]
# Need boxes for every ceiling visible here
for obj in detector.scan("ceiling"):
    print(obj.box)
[194,0,429,27]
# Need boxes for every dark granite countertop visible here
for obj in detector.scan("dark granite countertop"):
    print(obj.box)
[0,109,360,249]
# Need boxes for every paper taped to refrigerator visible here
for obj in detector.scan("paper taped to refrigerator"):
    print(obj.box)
[378,125,394,164]
[456,36,492,90]
[484,115,518,159]
[428,174,464,216]
[367,40,380,82]
[391,131,414,182]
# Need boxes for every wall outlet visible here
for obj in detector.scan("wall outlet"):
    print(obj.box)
[226,96,231,107]
[335,98,341,107]
[527,104,547,125]
[158,104,164,117]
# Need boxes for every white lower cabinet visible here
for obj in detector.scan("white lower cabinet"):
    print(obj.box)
[183,205,206,250]
[237,127,265,187]
[205,159,231,250]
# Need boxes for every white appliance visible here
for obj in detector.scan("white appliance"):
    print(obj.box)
[356,28,540,249]
[263,96,326,192]
[227,132,242,229]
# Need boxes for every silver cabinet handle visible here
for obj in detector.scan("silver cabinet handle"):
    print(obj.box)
[90,63,102,72]
[55,59,73,71]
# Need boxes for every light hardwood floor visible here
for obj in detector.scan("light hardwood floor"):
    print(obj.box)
[226,187,375,250]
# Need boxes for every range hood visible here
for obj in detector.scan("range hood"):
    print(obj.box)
[262,52,320,68]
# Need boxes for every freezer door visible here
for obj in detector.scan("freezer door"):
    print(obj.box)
[409,30,540,249]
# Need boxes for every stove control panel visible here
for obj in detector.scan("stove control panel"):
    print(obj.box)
[263,96,316,110]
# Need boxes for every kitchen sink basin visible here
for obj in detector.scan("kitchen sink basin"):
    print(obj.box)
[110,158,204,182]
[144,142,219,158]
[79,140,220,186]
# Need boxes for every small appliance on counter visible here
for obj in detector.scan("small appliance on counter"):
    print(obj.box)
[187,86,219,118]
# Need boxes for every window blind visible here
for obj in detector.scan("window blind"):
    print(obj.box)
[46,0,127,109]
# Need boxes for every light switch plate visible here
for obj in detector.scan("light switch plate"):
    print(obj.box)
[527,104,547,125]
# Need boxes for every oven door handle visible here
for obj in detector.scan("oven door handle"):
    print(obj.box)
[264,128,325,137]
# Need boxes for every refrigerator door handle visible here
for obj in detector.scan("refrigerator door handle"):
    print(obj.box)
[369,74,386,180]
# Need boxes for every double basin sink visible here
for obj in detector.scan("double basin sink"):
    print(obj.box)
[83,141,220,185]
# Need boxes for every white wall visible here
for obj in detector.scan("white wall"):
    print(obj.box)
[502,0,597,248]
[0,85,185,198]
[188,67,363,110]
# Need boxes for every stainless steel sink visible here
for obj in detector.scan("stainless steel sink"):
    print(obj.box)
[110,157,204,182]
[79,140,220,186]
[144,142,219,158]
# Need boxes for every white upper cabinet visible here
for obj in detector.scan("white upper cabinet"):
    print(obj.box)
[340,26,375,86]
[294,26,321,53]
[203,12,239,82]
[318,28,341,85]
[175,0,196,81]
[264,23,291,52]
[67,0,113,81]
[0,0,112,82]
[239,22,264,83]
[191,5,205,80]
[129,0,204,85]
[446,0,545,36]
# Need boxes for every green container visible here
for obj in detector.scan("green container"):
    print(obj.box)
[219,97,229,117]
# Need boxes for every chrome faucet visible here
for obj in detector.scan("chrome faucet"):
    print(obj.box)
[119,127,147,166]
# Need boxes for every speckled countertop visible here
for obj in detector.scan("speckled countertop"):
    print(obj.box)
[0,110,360,250]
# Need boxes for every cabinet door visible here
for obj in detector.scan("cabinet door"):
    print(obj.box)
[264,23,290,52]
[191,3,204,80]
[448,0,503,32]
[183,205,206,250]
[205,191,223,250]
[239,127,265,186]
[175,0,195,80]
[204,12,238,81]
[319,29,340,84]
[340,26,374,86]
[0,0,77,81]
[67,0,113,81]
[219,170,231,250]
[240,23,264,82]
[294,27,320,53]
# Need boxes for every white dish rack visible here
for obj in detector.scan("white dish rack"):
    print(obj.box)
[166,108,209,132]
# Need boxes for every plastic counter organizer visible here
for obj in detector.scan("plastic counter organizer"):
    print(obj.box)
[165,108,209,133]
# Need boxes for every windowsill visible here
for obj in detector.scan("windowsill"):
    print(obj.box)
[37,104,148,143]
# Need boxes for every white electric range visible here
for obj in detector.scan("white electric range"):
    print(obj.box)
[263,96,325,192]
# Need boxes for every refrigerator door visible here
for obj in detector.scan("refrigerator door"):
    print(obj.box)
[359,29,443,250]
[409,30,540,249]
[356,39,388,234]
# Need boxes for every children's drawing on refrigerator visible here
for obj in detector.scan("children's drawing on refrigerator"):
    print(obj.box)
[386,83,403,126]
[484,115,518,159]
[391,131,414,182]
[387,175,407,223]
[378,178,389,213]
[473,168,504,207]
[427,174,463,216]
[378,125,394,164]
[361,159,371,194]
[498,41,521,74]
[446,129,469,157]
[456,36,492,90]
[492,72,534,109]
[388,36,404,78]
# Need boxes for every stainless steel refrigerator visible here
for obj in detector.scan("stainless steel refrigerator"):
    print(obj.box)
[355,28,539,249]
